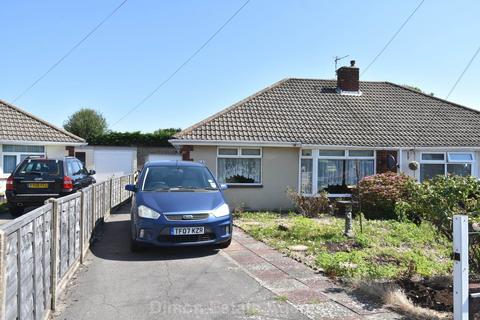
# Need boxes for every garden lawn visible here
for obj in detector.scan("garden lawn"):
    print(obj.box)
[235,213,452,281]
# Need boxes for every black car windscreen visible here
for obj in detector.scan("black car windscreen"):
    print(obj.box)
[16,160,62,177]
[142,166,218,191]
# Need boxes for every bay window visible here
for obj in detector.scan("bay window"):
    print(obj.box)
[217,147,262,185]
[2,145,45,174]
[300,149,375,195]
[420,152,474,182]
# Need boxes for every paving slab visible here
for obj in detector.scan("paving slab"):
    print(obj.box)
[276,289,329,304]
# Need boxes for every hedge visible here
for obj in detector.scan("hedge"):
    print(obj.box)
[87,128,180,147]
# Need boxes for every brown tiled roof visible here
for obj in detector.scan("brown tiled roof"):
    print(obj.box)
[0,99,85,144]
[174,79,480,147]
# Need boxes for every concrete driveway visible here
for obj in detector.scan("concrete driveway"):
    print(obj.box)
[54,204,402,320]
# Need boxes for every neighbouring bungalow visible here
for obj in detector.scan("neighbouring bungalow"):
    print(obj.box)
[0,99,85,194]
[170,61,480,211]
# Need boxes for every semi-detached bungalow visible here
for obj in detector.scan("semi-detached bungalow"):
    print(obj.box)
[0,99,85,194]
[170,62,480,211]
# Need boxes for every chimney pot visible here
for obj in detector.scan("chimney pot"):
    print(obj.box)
[350,60,355,67]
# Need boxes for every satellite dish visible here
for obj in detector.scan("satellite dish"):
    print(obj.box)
[386,154,398,170]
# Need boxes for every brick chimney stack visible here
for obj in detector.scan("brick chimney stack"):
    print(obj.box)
[337,60,359,92]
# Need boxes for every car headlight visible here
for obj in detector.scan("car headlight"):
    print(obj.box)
[212,203,230,217]
[138,205,161,219]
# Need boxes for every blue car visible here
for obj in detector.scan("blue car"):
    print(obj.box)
[124,160,232,251]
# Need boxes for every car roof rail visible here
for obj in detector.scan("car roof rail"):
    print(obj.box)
[24,155,45,160]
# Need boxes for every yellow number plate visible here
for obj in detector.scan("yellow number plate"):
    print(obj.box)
[27,183,49,189]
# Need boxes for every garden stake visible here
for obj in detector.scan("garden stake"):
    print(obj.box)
[359,212,363,234]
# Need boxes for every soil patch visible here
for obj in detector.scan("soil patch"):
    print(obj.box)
[396,277,480,314]
[324,239,361,253]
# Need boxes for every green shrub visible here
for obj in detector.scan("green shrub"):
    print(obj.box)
[357,172,414,220]
[396,175,480,273]
[88,128,180,146]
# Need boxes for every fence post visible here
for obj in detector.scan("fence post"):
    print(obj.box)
[79,191,86,264]
[49,198,60,311]
[453,215,469,320]
[0,230,7,320]
[109,178,113,212]
[103,182,107,218]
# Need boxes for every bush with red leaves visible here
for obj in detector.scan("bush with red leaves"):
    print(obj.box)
[357,172,414,220]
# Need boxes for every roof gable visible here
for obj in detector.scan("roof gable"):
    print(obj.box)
[0,99,85,144]
[174,79,480,148]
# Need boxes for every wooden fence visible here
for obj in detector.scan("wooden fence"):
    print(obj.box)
[0,174,134,320]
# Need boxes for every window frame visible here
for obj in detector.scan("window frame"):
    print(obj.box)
[299,148,376,196]
[318,150,346,159]
[1,145,45,175]
[447,152,474,163]
[420,152,446,163]
[419,151,475,181]
[216,147,263,186]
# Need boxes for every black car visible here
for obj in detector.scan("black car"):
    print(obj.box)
[5,156,96,216]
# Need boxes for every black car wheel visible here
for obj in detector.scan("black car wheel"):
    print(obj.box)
[217,238,232,249]
[130,238,144,253]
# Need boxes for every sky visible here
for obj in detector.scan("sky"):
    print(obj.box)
[1,0,479,133]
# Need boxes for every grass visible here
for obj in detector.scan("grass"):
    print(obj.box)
[235,212,452,280]
[0,202,7,214]
[274,295,288,302]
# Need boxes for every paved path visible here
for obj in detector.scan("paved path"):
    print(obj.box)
[54,204,403,320]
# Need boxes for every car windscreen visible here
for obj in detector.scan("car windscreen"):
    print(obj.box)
[142,166,218,191]
[16,160,62,177]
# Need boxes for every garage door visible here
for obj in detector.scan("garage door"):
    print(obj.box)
[94,149,135,181]
[147,154,181,162]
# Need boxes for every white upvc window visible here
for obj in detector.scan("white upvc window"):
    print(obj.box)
[1,145,45,175]
[299,148,376,195]
[420,152,475,182]
[217,147,262,185]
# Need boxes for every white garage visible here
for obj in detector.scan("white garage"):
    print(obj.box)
[75,146,137,182]
[146,153,181,162]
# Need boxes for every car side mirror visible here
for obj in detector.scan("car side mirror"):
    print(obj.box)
[219,183,228,191]
[125,184,137,192]
[89,170,96,175]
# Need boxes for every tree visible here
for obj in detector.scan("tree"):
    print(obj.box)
[64,108,108,141]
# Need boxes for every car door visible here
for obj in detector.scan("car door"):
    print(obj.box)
[73,160,89,189]
[67,159,82,191]
[77,160,93,187]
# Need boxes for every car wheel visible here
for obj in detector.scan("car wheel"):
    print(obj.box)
[130,238,144,253]
[217,238,232,249]
[9,206,24,217]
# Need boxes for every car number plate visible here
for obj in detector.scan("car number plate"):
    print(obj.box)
[27,183,49,189]
[172,226,205,235]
